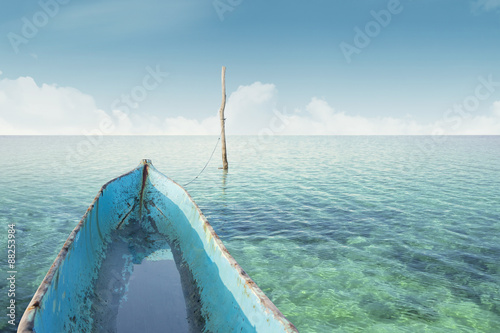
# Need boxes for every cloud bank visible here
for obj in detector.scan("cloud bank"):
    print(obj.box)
[0,75,114,135]
[1,74,500,135]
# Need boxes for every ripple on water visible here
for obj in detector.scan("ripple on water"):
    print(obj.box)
[1,136,499,332]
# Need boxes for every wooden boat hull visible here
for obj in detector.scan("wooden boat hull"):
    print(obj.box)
[18,160,298,332]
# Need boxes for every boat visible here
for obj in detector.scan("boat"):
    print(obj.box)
[18,160,298,333]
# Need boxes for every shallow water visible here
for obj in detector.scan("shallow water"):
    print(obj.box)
[1,136,499,332]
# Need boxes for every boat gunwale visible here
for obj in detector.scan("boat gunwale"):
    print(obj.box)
[17,164,143,333]
[153,164,299,333]
[18,160,299,333]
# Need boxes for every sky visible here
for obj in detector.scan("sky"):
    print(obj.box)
[1,0,500,135]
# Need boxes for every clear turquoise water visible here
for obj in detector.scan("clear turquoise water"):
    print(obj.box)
[1,136,499,332]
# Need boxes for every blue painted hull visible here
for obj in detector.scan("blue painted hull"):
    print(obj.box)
[18,160,298,332]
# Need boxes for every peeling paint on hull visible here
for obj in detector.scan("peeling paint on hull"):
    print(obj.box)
[18,160,298,333]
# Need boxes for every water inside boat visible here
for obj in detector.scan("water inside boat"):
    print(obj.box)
[90,217,205,333]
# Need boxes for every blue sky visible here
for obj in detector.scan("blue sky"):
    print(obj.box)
[1,0,500,134]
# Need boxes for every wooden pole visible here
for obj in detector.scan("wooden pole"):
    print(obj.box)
[219,66,228,170]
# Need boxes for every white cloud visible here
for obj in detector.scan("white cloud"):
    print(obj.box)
[279,98,429,135]
[0,75,208,135]
[1,75,500,135]
[225,82,278,135]
[279,98,500,135]
[163,116,219,135]
[0,76,108,134]
[472,0,500,12]
[223,84,500,135]
[493,101,500,117]
[110,81,277,135]
[429,101,500,135]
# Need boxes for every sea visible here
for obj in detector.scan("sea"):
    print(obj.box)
[0,136,499,332]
